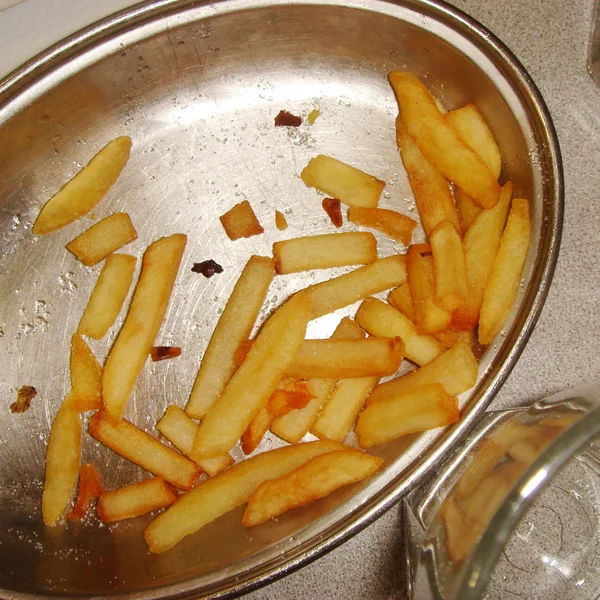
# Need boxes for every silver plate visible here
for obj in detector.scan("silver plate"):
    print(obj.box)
[0,0,562,598]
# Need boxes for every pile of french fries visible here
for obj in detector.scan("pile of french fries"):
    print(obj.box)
[32,70,531,556]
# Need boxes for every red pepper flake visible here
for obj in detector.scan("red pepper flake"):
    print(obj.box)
[151,346,182,362]
[192,259,223,278]
[68,464,105,521]
[322,198,343,228]
[10,385,37,413]
[274,110,302,127]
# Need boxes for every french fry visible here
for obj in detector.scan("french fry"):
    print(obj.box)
[186,256,275,419]
[219,200,264,240]
[66,212,137,266]
[236,337,404,379]
[355,297,444,366]
[430,221,468,312]
[32,136,132,236]
[77,253,136,339]
[69,334,103,412]
[156,406,233,476]
[478,199,531,345]
[98,477,177,523]
[301,154,385,208]
[390,72,500,208]
[305,254,406,319]
[455,187,481,233]
[67,464,104,521]
[356,383,459,448]
[433,328,475,349]
[453,440,506,501]
[273,232,378,274]
[192,292,311,458]
[241,407,275,455]
[102,234,186,422]
[395,118,461,237]
[89,411,200,490]
[388,282,415,322]
[242,449,384,527]
[347,207,417,245]
[368,342,477,405]
[270,318,364,444]
[452,182,512,331]
[42,401,82,526]
[144,440,344,553]
[407,244,451,334]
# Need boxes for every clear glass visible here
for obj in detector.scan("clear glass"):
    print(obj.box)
[405,382,600,600]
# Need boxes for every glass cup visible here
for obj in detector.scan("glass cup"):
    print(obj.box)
[404,382,600,599]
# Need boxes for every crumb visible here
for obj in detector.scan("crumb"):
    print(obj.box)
[307,109,321,125]
[274,110,302,127]
[151,346,182,362]
[192,259,223,278]
[322,198,343,228]
[10,385,37,413]
[220,200,264,240]
[275,210,288,230]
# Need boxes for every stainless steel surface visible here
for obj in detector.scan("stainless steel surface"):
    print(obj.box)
[589,0,600,84]
[0,0,562,598]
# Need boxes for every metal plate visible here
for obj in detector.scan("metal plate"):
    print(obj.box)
[0,0,562,598]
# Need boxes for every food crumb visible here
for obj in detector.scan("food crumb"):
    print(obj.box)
[10,385,37,413]
[322,198,343,228]
[274,110,302,127]
[275,210,288,230]
[307,109,321,125]
[192,259,223,278]
[220,200,264,240]
[151,346,182,362]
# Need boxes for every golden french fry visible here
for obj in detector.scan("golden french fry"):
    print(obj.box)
[144,440,344,553]
[347,207,417,245]
[69,334,103,412]
[219,200,264,240]
[355,297,444,366]
[455,187,482,234]
[273,232,378,274]
[395,117,461,237]
[407,244,451,334]
[433,328,475,349]
[156,406,233,476]
[192,292,311,458]
[390,72,500,208]
[66,212,137,266]
[186,255,275,419]
[32,136,132,236]
[356,383,459,448]
[453,440,506,501]
[89,411,200,490]
[368,342,477,405]
[68,463,104,521]
[42,401,82,526]
[241,407,274,455]
[98,477,177,523]
[305,254,406,319]
[388,282,415,322]
[301,154,385,208]
[430,221,468,312]
[478,198,531,345]
[242,449,384,527]
[102,234,186,422]
[270,318,364,444]
[77,253,136,339]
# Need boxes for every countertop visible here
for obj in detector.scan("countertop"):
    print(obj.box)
[1,0,599,598]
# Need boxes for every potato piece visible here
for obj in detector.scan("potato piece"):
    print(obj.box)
[388,282,415,321]
[478,199,531,345]
[219,200,264,240]
[355,297,444,366]
[453,440,506,501]
[275,210,288,230]
[32,136,132,236]
[156,406,233,476]
[455,187,482,233]
[433,328,475,349]
[186,255,275,419]
[305,254,406,319]
[270,318,364,444]
[301,155,385,208]
[395,117,461,237]
[89,411,200,490]
[70,334,103,412]
[407,244,451,334]
[453,182,512,331]
[356,383,459,448]
[102,234,186,422]
[430,221,468,312]
[42,401,82,526]
[77,253,136,339]
[273,232,377,274]
[68,464,104,521]
[348,207,417,245]
[144,440,344,553]
[368,342,477,405]
[390,72,500,208]
[98,477,177,523]
[192,292,311,458]
[66,212,137,266]
[241,407,275,455]
[242,449,383,527]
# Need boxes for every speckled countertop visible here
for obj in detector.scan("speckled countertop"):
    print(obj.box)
[2,0,599,598]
